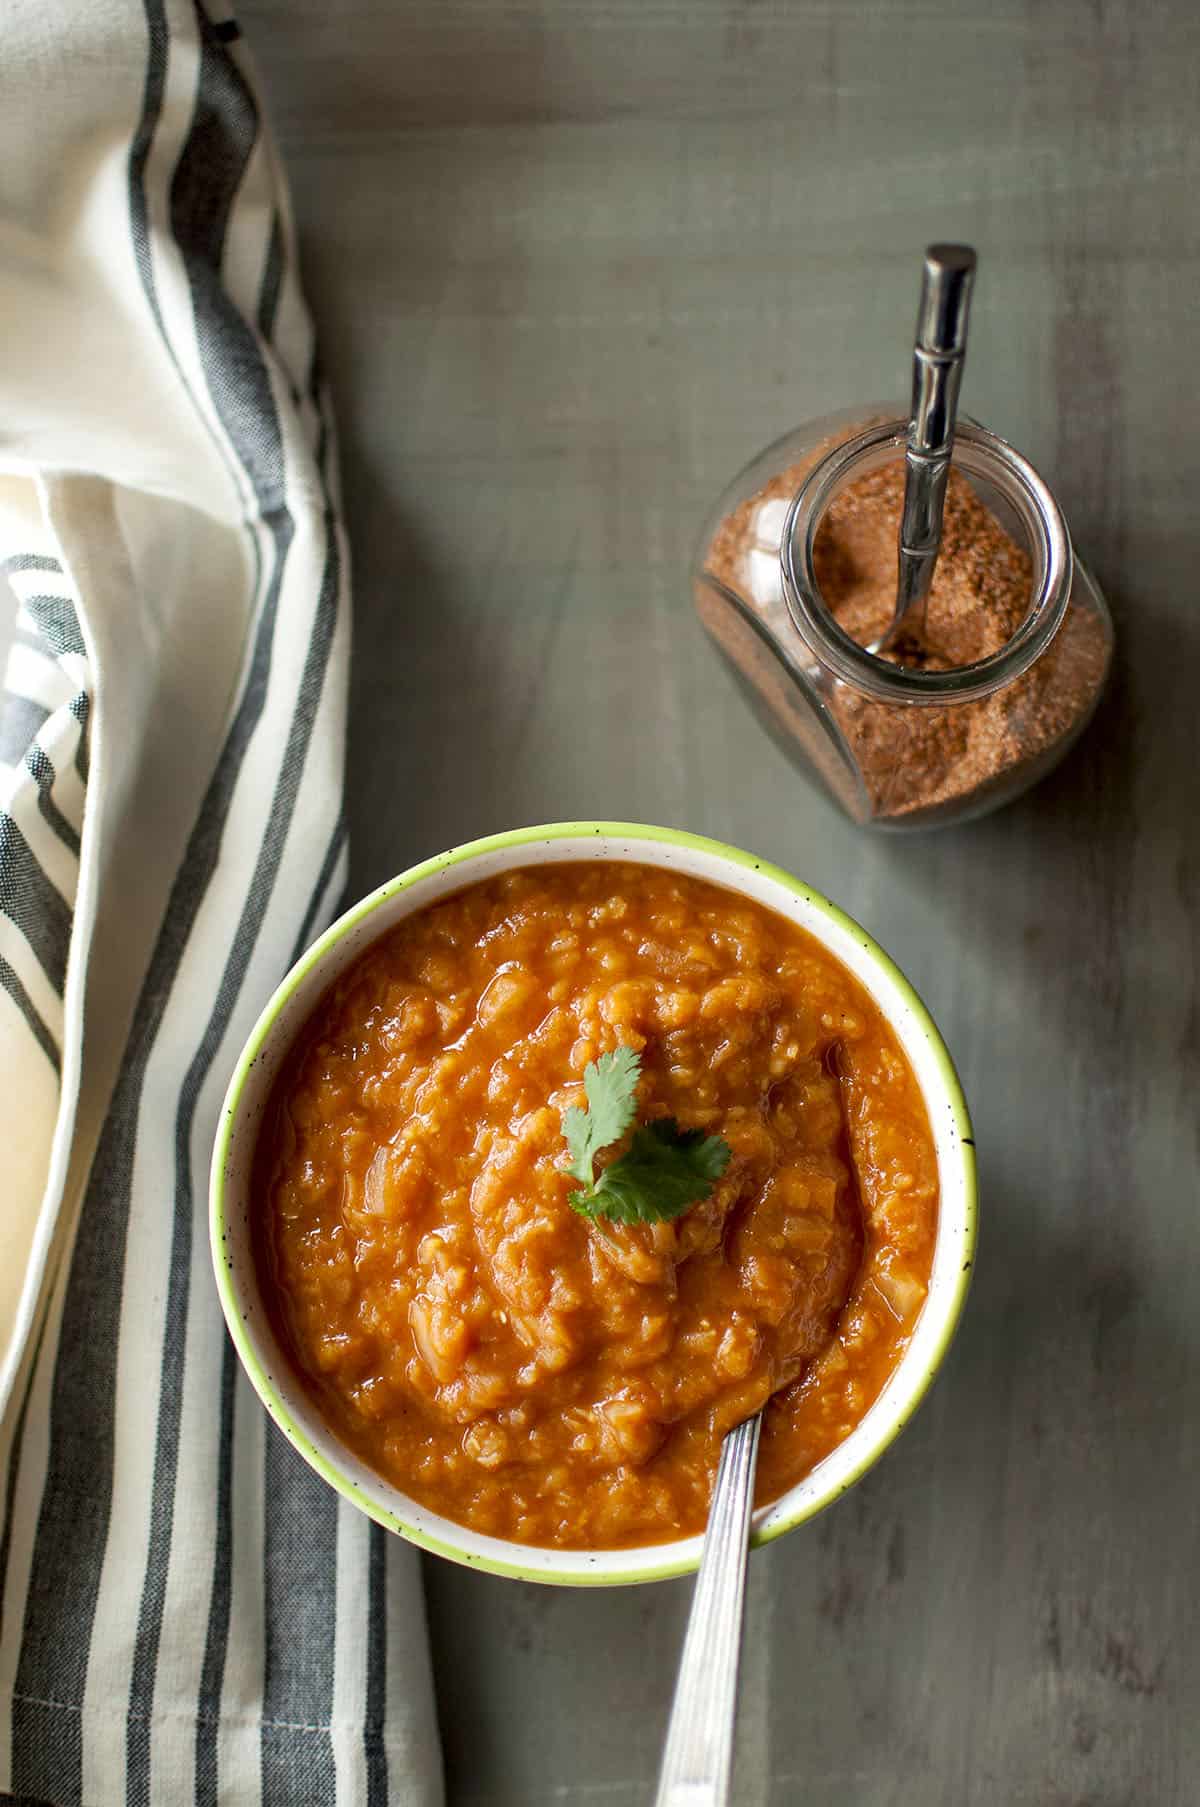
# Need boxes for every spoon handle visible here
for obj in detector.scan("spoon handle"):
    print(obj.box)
[886,244,977,644]
[899,248,976,577]
[654,1413,763,1807]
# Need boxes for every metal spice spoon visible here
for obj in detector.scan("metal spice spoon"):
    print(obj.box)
[867,243,977,656]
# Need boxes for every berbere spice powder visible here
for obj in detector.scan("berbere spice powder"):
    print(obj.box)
[705,454,1109,822]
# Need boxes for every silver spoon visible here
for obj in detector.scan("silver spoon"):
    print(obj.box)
[654,1412,762,1807]
[655,1041,868,1806]
[868,243,977,655]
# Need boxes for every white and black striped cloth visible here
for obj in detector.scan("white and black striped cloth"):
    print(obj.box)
[0,2,441,1802]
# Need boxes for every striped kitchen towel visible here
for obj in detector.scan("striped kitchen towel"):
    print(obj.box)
[0,2,441,1802]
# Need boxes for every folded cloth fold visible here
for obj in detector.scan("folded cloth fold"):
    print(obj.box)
[0,2,442,1802]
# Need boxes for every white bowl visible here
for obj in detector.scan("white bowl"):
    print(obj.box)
[210,822,976,1586]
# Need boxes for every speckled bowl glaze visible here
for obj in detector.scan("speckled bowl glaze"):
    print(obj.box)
[210,822,977,1586]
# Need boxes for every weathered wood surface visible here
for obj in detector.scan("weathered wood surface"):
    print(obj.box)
[243,2,1200,1802]
[16,0,1199,1799]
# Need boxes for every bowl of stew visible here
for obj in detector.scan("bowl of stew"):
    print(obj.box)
[210,822,976,1584]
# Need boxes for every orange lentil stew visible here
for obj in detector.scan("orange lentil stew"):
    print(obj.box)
[254,863,938,1550]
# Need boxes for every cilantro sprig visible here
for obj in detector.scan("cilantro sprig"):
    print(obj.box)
[561,1046,732,1226]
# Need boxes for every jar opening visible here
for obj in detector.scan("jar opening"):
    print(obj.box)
[780,420,1074,706]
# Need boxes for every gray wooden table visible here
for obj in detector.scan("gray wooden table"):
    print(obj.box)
[237,2,1200,1799]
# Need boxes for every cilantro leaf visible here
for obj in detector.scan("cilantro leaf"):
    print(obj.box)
[561,1045,641,1184]
[572,1119,732,1223]
[560,1048,732,1225]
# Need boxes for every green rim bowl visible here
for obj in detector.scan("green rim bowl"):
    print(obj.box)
[210,821,977,1586]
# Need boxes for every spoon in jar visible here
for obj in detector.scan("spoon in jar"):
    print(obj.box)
[867,243,977,656]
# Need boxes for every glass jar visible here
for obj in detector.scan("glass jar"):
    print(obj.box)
[692,403,1114,829]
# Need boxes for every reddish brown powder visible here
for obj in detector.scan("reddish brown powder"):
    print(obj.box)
[704,453,1110,822]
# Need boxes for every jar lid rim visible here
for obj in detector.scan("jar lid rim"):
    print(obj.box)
[780,418,1075,705]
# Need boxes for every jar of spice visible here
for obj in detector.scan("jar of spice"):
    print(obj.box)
[693,402,1113,829]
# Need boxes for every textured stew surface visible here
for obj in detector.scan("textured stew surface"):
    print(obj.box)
[255,862,939,1549]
